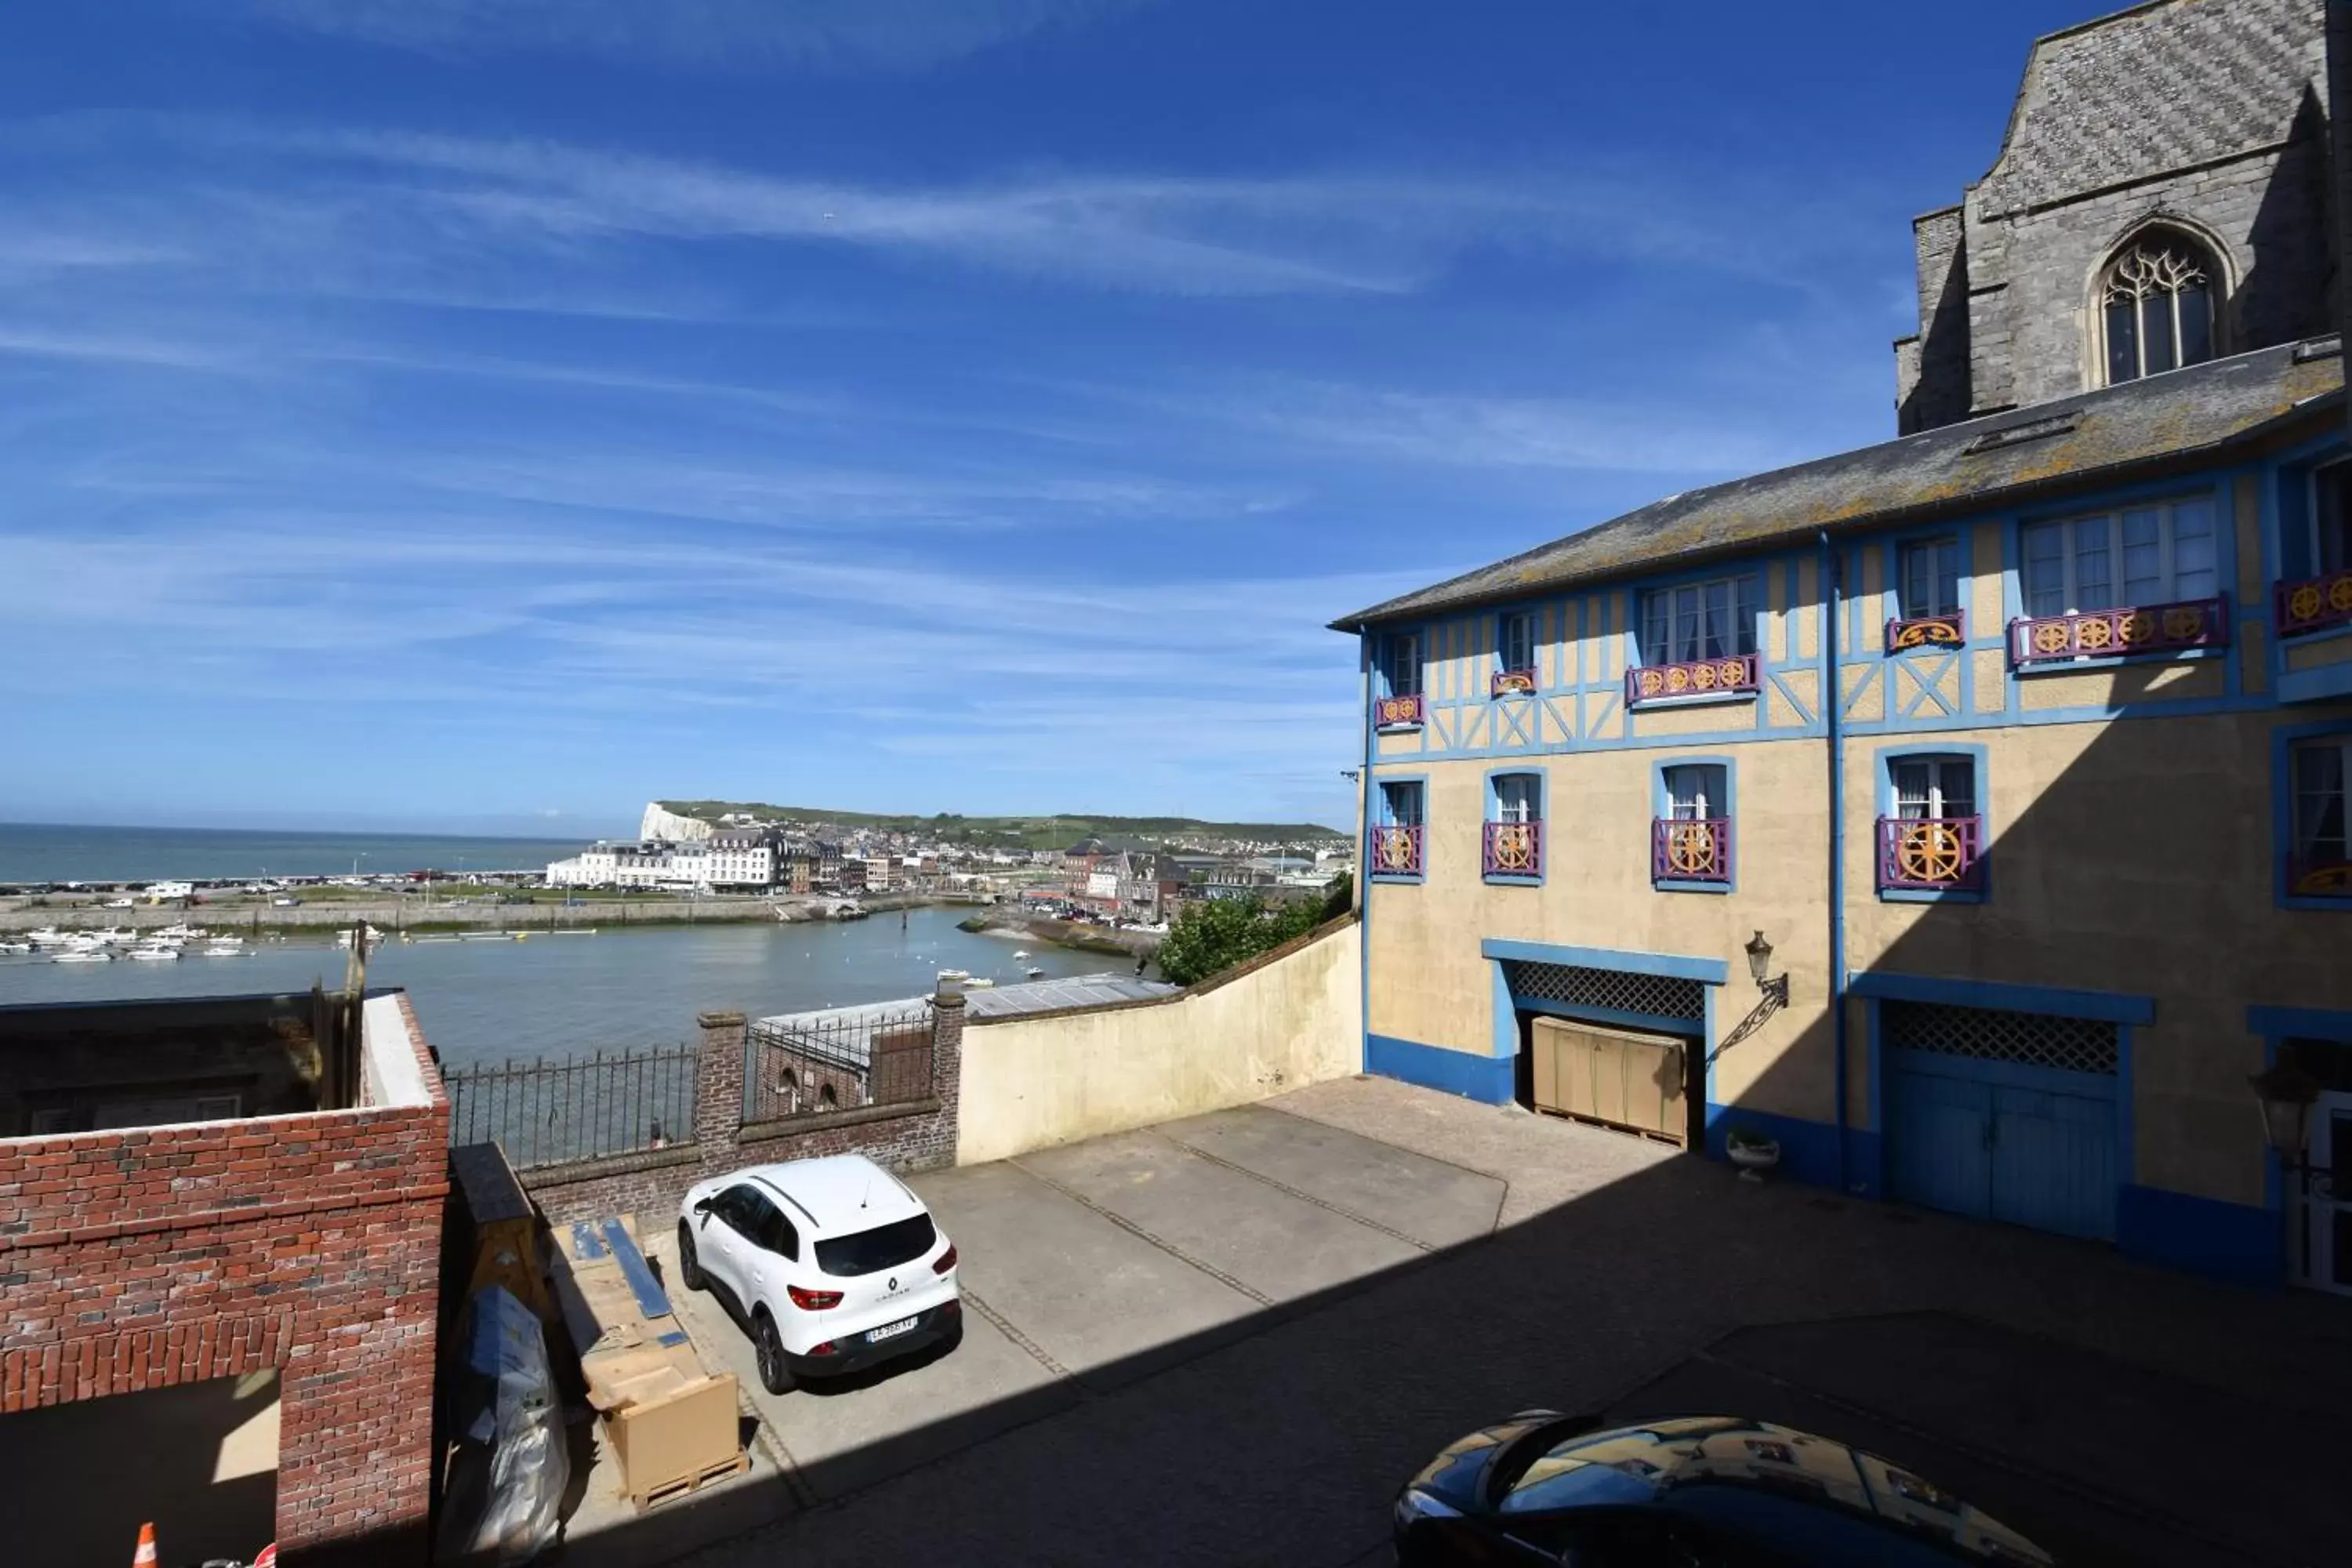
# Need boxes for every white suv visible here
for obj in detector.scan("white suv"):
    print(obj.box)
[676,1155,961,1394]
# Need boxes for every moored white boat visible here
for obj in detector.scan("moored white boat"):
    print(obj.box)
[129,944,181,961]
[53,950,113,964]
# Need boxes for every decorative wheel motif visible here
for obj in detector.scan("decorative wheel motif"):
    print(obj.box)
[2161,605,2205,641]
[2076,616,2114,651]
[2333,576,2352,613]
[1718,659,1749,687]
[2032,621,2071,655]
[1665,666,1690,693]
[1373,829,1413,872]
[1665,823,1718,877]
[1896,822,1965,884]
[2288,584,2325,622]
[2117,611,2157,646]
[1692,662,1718,690]
[1488,825,1538,873]
[1638,669,1664,697]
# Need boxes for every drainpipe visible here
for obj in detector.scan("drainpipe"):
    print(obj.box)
[1357,632,1375,1073]
[1819,532,1851,1193]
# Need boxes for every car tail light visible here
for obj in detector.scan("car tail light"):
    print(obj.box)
[932,1243,958,1276]
[940,1298,960,1316]
[806,1340,837,1357]
[787,1283,844,1311]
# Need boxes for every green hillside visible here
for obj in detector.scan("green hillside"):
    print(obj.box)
[659,801,1345,849]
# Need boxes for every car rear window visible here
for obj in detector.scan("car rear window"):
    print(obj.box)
[814,1213,938,1277]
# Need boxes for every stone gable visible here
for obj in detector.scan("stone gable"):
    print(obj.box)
[1896,0,2336,434]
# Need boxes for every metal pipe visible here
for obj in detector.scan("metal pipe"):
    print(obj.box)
[1819,531,1851,1193]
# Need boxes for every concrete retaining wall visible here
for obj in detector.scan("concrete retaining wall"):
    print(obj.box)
[955,920,1361,1167]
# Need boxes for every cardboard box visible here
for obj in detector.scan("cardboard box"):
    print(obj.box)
[550,1215,746,1510]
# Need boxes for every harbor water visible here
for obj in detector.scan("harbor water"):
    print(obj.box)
[0,908,1129,1069]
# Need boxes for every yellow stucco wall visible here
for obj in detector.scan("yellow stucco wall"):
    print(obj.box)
[1842,709,2352,1207]
[1366,699,2352,1212]
[1367,740,1835,1123]
[2285,631,2352,673]
[956,922,1363,1166]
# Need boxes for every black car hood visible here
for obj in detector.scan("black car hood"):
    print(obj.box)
[1418,1415,2056,1566]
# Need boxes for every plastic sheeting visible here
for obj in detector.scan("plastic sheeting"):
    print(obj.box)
[438,1286,569,1564]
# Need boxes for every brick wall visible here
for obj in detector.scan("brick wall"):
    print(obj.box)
[517,996,964,1227]
[0,993,448,1567]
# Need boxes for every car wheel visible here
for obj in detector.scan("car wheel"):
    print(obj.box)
[676,1222,706,1292]
[753,1309,794,1395]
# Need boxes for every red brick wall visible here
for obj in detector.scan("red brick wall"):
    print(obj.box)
[0,1000,449,1567]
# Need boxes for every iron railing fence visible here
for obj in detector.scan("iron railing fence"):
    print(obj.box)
[744,1004,937,1124]
[443,1044,697,1170]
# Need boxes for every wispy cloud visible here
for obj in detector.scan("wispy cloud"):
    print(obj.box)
[7,115,1873,303]
[228,0,1160,72]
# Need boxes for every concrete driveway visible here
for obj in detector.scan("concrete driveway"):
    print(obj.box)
[578,1078,2350,1568]
[648,1100,1507,1508]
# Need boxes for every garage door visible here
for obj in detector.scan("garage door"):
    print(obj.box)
[1882,1001,2120,1243]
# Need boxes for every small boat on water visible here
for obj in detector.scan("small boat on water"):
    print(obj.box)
[54,951,113,964]
[966,977,996,989]
[1011,949,1031,960]
[1025,966,1046,978]
[0,941,34,955]
[936,967,970,982]
[129,945,181,961]
[336,924,390,948]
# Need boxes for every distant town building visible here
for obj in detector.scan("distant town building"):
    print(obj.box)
[707,825,780,890]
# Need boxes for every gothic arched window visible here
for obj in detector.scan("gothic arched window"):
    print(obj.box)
[2100,233,2218,385]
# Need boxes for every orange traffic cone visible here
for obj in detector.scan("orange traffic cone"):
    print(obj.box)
[131,1523,158,1566]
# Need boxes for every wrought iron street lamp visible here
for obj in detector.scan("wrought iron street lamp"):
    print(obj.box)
[1743,930,1789,1009]
[2249,1055,2336,1197]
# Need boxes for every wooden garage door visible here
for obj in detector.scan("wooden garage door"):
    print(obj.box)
[1882,1002,2120,1243]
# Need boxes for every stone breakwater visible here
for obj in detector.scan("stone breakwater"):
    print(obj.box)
[956,909,1156,957]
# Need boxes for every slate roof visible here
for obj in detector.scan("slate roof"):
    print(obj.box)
[1332,338,2343,632]
[1975,0,2320,218]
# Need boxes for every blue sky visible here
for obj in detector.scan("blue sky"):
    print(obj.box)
[0,0,2107,837]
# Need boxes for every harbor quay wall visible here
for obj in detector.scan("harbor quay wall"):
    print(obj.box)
[0,897,913,935]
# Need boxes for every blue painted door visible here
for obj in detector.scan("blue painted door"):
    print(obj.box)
[1885,1066,1992,1222]
[1887,1047,2117,1243]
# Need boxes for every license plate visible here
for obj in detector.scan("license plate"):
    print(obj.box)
[866,1316,920,1344]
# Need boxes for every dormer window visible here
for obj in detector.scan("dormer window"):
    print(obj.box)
[2099,232,2218,385]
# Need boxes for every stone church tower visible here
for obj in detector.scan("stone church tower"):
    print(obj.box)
[1896,0,2339,434]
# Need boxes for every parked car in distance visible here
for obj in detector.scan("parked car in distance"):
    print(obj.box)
[270,896,302,907]
[103,897,135,909]
[1396,1412,2055,1566]
[677,1154,960,1395]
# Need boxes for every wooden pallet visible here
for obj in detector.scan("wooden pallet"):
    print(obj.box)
[1532,1105,1686,1149]
[637,1451,750,1512]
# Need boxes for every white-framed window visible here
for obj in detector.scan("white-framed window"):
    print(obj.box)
[2310,462,2352,579]
[1898,538,1963,619]
[2293,737,2350,873]
[2100,232,2218,386]
[1893,755,1977,821]
[1640,575,1760,665]
[1492,772,1541,824]
[2021,497,2217,616]
[1379,631,1422,698]
[1499,611,1536,673]
[1662,764,1727,821]
[1377,779,1425,828]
